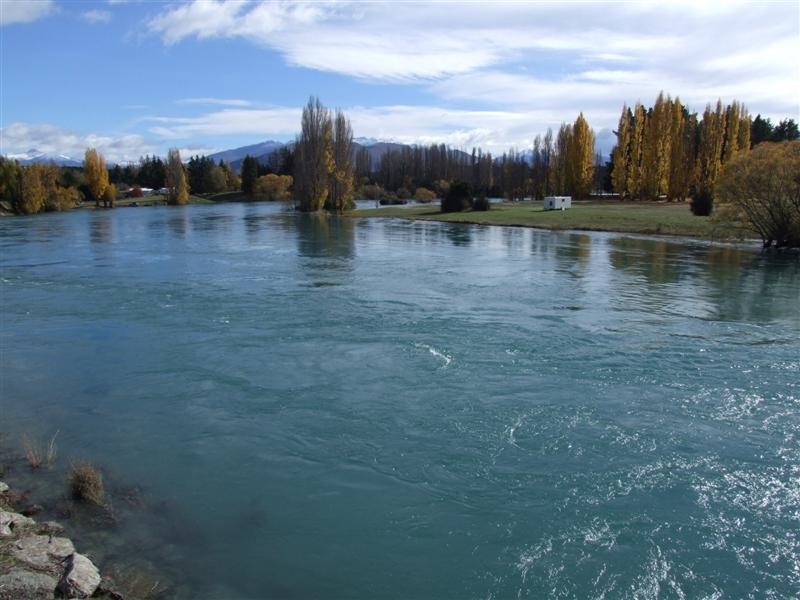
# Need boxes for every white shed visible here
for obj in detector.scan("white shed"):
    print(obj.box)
[543,196,572,210]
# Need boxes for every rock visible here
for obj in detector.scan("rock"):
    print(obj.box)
[10,534,75,571]
[58,552,101,598]
[0,568,58,600]
[37,520,66,536]
[0,509,34,536]
[0,481,8,494]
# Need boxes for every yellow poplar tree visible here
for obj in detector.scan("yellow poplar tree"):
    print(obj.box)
[667,97,689,200]
[19,164,48,214]
[722,100,744,163]
[165,148,189,205]
[737,112,752,153]
[327,110,355,211]
[567,112,596,198]
[611,104,632,197]
[628,102,647,199]
[645,91,673,199]
[697,100,726,194]
[295,96,334,212]
[83,148,109,207]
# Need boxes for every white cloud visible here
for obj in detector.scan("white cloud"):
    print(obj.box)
[139,104,589,154]
[176,98,253,107]
[82,9,111,24]
[1,122,156,164]
[145,0,799,120]
[142,107,302,138]
[0,0,55,25]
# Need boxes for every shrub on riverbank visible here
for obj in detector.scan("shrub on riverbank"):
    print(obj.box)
[715,141,800,248]
[21,432,58,469]
[69,461,104,505]
[691,189,713,216]
[441,180,472,212]
[473,194,491,211]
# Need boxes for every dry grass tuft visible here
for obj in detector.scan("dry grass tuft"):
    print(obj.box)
[21,431,58,468]
[68,461,104,505]
[105,564,168,600]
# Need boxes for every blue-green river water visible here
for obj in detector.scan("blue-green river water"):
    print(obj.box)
[1,203,799,599]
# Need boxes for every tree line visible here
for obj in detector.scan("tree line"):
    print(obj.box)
[0,147,195,214]
[610,92,798,213]
[1,93,796,217]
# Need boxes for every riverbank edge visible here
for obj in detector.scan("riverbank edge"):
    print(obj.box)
[0,480,118,599]
[346,208,754,243]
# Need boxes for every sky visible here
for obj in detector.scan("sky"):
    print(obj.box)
[1,0,798,163]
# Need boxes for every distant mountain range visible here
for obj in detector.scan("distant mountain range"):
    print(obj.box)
[208,138,412,174]
[7,149,83,167]
[207,140,286,169]
[6,130,616,171]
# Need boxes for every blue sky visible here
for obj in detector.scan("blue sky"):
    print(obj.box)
[1,0,798,163]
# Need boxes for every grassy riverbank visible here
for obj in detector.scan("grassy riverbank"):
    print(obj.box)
[351,200,736,239]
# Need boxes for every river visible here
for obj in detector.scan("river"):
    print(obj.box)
[1,202,798,598]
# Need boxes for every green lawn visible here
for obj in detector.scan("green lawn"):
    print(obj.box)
[351,200,737,239]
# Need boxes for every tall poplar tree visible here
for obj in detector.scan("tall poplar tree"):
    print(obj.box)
[165,148,189,205]
[722,100,744,163]
[327,110,355,211]
[697,100,726,195]
[83,148,109,208]
[550,123,571,195]
[641,91,672,199]
[628,102,647,199]
[294,97,334,212]
[667,98,690,200]
[737,112,751,153]
[567,113,596,198]
[611,105,632,197]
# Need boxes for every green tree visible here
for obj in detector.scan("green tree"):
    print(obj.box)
[771,119,799,142]
[241,155,259,196]
[165,148,189,205]
[137,155,165,189]
[715,141,800,248]
[441,180,472,212]
[0,157,22,210]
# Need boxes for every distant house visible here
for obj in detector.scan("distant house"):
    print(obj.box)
[543,196,571,210]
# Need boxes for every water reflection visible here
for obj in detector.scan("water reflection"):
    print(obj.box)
[554,233,592,275]
[296,214,355,260]
[609,236,683,285]
[704,249,800,322]
[166,212,191,238]
[191,212,234,233]
[605,235,800,323]
[443,223,472,247]
[296,215,355,288]
[89,214,113,245]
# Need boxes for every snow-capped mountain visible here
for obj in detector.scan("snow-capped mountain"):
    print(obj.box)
[8,149,82,167]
